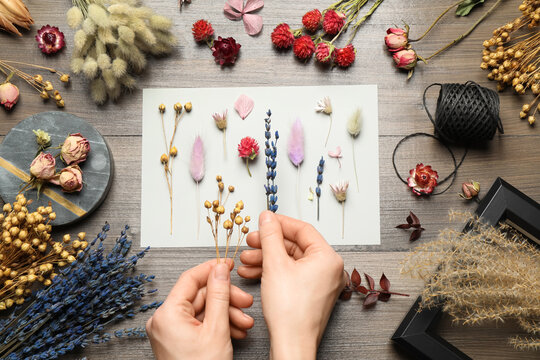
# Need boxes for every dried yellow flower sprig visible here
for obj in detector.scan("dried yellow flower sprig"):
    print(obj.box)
[481,0,540,125]
[0,195,84,310]
[0,60,69,108]
[67,0,177,104]
[401,213,540,351]
[204,175,250,263]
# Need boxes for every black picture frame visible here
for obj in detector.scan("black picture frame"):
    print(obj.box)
[391,177,540,360]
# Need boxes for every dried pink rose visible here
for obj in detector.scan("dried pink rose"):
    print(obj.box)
[61,133,90,165]
[0,82,19,110]
[51,165,83,192]
[30,152,56,180]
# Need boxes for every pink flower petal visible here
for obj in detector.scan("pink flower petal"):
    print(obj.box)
[243,13,263,35]
[328,146,342,158]
[243,0,264,13]
[234,94,254,120]
[225,0,244,14]
[224,2,243,20]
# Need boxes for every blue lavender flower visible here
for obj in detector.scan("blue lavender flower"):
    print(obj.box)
[316,156,325,220]
[264,110,279,213]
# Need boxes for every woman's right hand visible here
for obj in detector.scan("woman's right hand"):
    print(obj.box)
[238,211,346,360]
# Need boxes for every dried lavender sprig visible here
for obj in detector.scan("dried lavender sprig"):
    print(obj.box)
[0,224,159,360]
[264,110,279,212]
[316,156,325,221]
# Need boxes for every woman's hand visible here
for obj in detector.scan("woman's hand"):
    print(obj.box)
[238,211,346,360]
[146,259,254,360]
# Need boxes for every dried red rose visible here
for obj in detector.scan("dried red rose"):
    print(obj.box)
[211,36,241,65]
[302,9,322,32]
[293,35,315,60]
[192,19,214,42]
[334,44,356,67]
[271,23,295,49]
[0,82,19,110]
[35,25,65,54]
[238,136,259,177]
[407,163,438,196]
[315,42,333,64]
[322,10,345,35]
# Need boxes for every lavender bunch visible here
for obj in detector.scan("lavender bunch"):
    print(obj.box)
[264,110,279,212]
[0,224,161,360]
[316,156,325,220]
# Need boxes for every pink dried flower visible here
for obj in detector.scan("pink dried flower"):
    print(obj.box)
[0,82,19,110]
[50,165,83,193]
[35,25,65,54]
[407,163,438,196]
[30,152,56,180]
[61,133,90,165]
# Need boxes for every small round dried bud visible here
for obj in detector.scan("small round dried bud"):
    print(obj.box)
[204,200,212,209]
[40,90,50,100]
[241,226,249,234]
[528,116,535,125]
[522,104,531,112]
[43,279,52,286]
[3,203,11,212]
[244,216,251,222]
[216,175,222,182]
[174,103,183,113]
[482,40,491,48]
[233,207,241,214]
[514,50,523,58]
[31,238,40,246]
[235,216,243,225]
[60,74,70,83]
[212,200,219,208]
[223,220,233,229]
[170,146,178,157]
[159,104,166,113]
[160,154,169,164]
[228,185,235,192]
[236,200,244,210]
[515,84,524,93]
[184,102,192,112]
[532,84,540,94]
[80,241,88,249]
[520,111,527,119]
[63,234,71,243]
[218,182,224,191]
[67,255,76,263]
[38,244,47,252]
[216,206,225,214]
[34,74,43,82]
[44,81,53,91]
[49,212,56,220]
[54,94,62,101]
[37,223,46,232]
[56,99,65,108]
[18,229,27,240]
[21,243,30,252]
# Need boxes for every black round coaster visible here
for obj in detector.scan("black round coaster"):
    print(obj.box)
[0,111,114,226]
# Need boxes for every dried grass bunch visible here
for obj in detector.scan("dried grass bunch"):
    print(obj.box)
[67,0,177,104]
[0,0,33,36]
[401,212,540,351]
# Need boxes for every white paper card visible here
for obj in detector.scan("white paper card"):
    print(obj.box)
[141,85,380,247]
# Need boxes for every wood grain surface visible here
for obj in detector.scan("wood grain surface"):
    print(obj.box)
[1,0,539,359]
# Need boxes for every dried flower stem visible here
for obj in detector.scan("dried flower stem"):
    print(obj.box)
[325,115,333,147]
[341,201,345,239]
[351,138,359,191]
[223,129,227,159]
[409,0,463,42]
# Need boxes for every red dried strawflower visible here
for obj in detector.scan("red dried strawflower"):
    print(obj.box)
[35,25,65,54]
[293,35,315,60]
[407,163,438,196]
[271,23,295,49]
[334,44,356,67]
[315,42,333,64]
[238,136,259,177]
[323,10,345,35]
[192,19,214,42]
[211,36,242,65]
[302,9,322,32]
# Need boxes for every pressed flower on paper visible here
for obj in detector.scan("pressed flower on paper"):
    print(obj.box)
[330,181,349,239]
[315,96,333,146]
[238,136,259,177]
[190,136,205,241]
[288,119,305,218]
[346,107,362,191]
[213,109,228,159]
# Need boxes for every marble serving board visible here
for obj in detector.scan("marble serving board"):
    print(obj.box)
[0,112,113,226]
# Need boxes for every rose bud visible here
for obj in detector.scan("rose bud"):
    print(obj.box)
[385,28,408,52]
[50,165,83,193]
[0,82,20,110]
[61,133,91,165]
[393,49,417,70]
[460,180,480,200]
[30,153,56,180]
[386,27,406,36]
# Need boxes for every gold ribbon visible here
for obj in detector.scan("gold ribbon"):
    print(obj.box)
[0,156,87,217]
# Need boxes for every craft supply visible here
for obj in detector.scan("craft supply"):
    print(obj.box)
[392,81,502,195]
[263,110,279,213]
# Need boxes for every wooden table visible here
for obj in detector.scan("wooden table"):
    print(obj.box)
[1,1,538,359]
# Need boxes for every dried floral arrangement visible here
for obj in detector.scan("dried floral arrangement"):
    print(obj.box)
[0,0,33,36]
[263,110,279,213]
[0,223,160,359]
[0,60,70,110]
[158,102,191,234]
[401,213,540,351]
[340,268,409,306]
[67,0,177,104]
[204,175,250,262]
[480,0,540,126]
[192,19,242,66]
[271,0,385,68]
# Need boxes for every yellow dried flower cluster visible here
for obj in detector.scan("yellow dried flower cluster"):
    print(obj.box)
[481,0,540,125]
[401,213,540,351]
[67,0,177,104]
[205,175,250,262]
[0,195,85,310]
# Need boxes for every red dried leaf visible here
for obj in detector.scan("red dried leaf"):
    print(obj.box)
[378,292,391,302]
[363,293,379,307]
[343,270,350,287]
[406,214,413,225]
[380,273,390,291]
[364,273,375,291]
[395,224,411,229]
[409,211,420,225]
[340,289,353,301]
[411,223,423,229]
[409,229,423,242]
[351,268,361,287]
[357,285,369,294]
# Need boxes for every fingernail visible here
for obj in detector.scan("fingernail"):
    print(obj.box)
[243,313,253,320]
[214,263,229,281]
[259,211,273,225]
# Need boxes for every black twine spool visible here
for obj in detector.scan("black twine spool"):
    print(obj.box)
[392,81,503,195]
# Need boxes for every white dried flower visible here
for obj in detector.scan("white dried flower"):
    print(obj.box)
[118,25,135,44]
[90,78,107,104]
[88,4,110,28]
[346,107,362,137]
[82,57,98,79]
[82,18,96,35]
[330,181,349,202]
[97,54,112,70]
[67,7,84,29]
[74,30,87,50]
[111,58,127,78]
[315,97,332,115]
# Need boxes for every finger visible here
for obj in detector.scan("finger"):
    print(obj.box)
[241,239,304,265]
[203,263,231,335]
[237,265,262,279]
[230,325,248,340]
[275,214,328,252]
[191,283,253,315]
[246,231,261,249]
[258,211,289,266]
[229,306,254,330]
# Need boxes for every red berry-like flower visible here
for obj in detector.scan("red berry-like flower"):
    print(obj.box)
[302,9,322,32]
[334,44,356,67]
[211,36,242,66]
[192,19,214,42]
[271,23,295,49]
[407,163,438,196]
[35,25,65,55]
[323,10,345,35]
[293,35,315,60]
[315,42,333,64]
[238,136,259,177]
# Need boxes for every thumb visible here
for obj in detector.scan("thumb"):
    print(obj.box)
[259,211,288,267]
[204,263,231,335]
